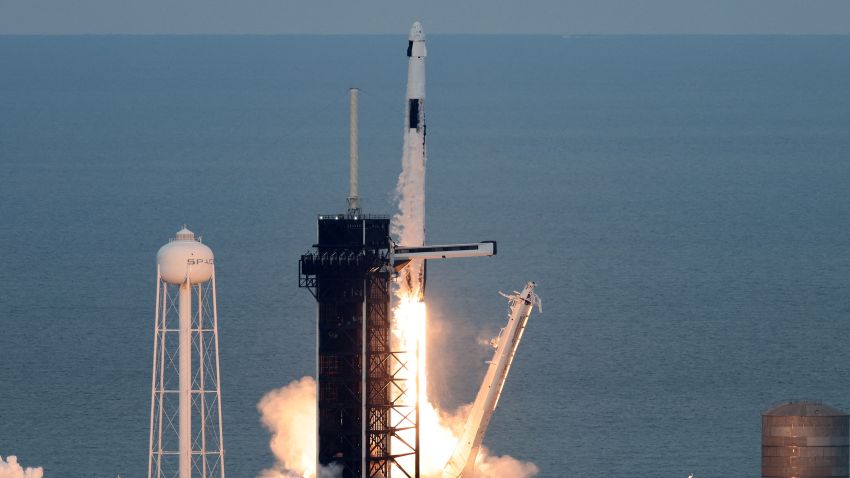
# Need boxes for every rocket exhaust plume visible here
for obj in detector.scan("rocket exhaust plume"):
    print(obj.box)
[390,22,539,478]
[0,456,43,478]
[389,21,430,476]
[261,21,536,478]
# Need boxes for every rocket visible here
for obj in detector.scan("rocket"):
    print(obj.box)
[406,21,426,135]
[397,21,429,299]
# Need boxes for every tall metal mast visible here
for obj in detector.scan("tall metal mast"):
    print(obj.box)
[347,88,361,216]
[300,90,418,478]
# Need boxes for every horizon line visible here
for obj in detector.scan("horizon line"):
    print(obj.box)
[2,32,850,37]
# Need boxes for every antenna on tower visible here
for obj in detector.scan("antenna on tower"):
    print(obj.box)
[347,87,361,216]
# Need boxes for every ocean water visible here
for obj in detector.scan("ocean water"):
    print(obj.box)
[1,35,850,477]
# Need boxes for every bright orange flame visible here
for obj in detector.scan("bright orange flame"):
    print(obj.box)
[391,295,462,478]
[259,293,539,478]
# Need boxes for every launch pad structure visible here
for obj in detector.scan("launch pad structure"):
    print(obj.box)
[299,213,418,478]
[300,24,501,478]
[298,84,498,477]
[299,88,419,478]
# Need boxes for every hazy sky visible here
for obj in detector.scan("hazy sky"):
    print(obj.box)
[2,0,850,35]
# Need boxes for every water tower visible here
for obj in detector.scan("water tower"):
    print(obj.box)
[763,401,849,478]
[148,227,225,478]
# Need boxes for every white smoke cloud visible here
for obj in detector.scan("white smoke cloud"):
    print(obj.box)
[258,463,341,478]
[0,456,43,478]
[421,405,539,478]
[256,376,536,478]
[473,449,540,478]
[257,376,344,478]
[317,465,343,478]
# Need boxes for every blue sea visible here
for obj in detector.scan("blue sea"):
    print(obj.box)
[1,35,850,477]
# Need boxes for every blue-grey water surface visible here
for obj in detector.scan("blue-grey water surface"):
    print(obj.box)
[1,35,850,477]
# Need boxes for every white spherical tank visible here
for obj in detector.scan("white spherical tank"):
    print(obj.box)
[157,227,214,285]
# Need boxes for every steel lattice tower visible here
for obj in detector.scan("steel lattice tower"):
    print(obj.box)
[300,215,418,478]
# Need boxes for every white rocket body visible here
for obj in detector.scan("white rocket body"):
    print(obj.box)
[406,21,427,118]
[443,282,541,478]
[397,21,428,299]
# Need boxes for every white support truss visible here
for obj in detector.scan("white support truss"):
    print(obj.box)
[149,267,226,478]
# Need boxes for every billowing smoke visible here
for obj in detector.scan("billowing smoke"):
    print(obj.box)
[410,402,538,478]
[256,375,537,478]
[367,392,540,478]
[473,449,540,478]
[257,377,341,478]
[0,456,43,478]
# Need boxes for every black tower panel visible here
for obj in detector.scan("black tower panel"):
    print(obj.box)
[300,213,417,478]
[301,215,390,478]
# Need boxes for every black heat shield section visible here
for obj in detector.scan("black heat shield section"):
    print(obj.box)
[409,99,420,130]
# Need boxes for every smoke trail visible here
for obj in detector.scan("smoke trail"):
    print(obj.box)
[391,130,427,298]
[0,456,43,478]
[257,377,342,478]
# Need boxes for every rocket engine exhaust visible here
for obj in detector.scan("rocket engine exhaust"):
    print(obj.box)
[389,22,538,478]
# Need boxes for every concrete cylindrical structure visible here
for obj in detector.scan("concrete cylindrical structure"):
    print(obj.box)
[763,401,849,478]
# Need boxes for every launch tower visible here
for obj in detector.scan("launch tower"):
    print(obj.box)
[299,89,419,478]
[300,25,496,478]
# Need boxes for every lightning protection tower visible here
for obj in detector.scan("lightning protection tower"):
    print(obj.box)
[149,227,225,478]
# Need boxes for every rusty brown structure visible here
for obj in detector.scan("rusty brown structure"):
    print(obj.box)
[763,401,849,478]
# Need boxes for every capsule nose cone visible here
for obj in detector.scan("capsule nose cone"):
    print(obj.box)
[409,21,425,41]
